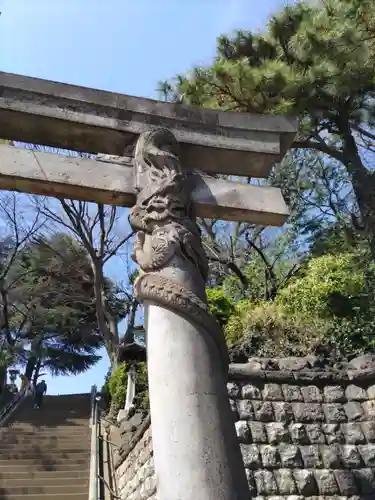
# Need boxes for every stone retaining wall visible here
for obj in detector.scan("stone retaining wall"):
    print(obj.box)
[114,354,375,500]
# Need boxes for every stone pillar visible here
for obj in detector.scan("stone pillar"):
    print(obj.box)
[129,129,249,500]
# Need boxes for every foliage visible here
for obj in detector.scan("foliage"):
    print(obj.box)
[105,362,149,414]
[206,287,235,327]
[162,0,375,256]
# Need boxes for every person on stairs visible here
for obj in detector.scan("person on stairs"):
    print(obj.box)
[33,380,47,409]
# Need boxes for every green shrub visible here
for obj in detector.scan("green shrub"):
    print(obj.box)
[207,287,235,327]
[107,362,149,414]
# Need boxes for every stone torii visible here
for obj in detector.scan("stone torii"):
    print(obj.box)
[0,72,298,500]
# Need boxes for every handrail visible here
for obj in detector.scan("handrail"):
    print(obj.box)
[89,384,100,500]
[0,388,28,425]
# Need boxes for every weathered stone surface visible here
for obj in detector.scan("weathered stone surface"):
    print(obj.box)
[358,444,375,467]
[367,383,375,399]
[254,470,278,495]
[301,385,323,403]
[252,401,274,421]
[242,383,262,400]
[341,422,366,444]
[353,468,375,494]
[249,422,267,443]
[346,384,368,401]
[227,382,241,398]
[323,403,348,422]
[274,469,297,495]
[241,444,261,469]
[306,423,325,444]
[237,399,254,420]
[266,423,290,444]
[277,358,310,372]
[340,445,363,468]
[282,385,303,402]
[363,400,375,419]
[345,401,365,421]
[260,445,281,468]
[278,444,303,468]
[362,421,375,441]
[245,469,257,496]
[263,383,283,401]
[235,420,251,443]
[289,424,309,445]
[273,402,294,423]
[299,445,323,468]
[349,354,375,370]
[322,423,344,444]
[293,469,318,496]
[324,385,345,403]
[314,469,339,495]
[333,469,357,495]
[320,444,341,468]
[292,403,324,422]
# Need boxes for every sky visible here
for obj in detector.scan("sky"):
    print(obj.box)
[0,0,293,395]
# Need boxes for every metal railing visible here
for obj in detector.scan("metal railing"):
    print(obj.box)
[89,385,120,500]
[0,387,28,425]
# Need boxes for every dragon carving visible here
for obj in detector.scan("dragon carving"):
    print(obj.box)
[128,128,229,371]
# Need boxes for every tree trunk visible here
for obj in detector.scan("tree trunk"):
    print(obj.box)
[340,126,375,259]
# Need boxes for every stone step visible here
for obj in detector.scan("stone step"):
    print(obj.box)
[0,456,89,466]
[0,476,87,488]
[0,463,90,473]
[1,468,90,479]
[0,449,90,459]
[0,483,88,495]
[3,493,87,500]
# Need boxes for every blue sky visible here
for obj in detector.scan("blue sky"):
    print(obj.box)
[0,0,292,394]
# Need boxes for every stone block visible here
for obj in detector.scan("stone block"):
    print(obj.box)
[241,444,261,469]
[237,399,254,420]
[299,445,323,468]
[324,385,345,403]
[306,423,325,443]
[358,444,375,467]
[348,354,375,369]
[273,402,294,423]
[242,383,262,400]
[229,398,238,420]
[367,383,375,400]
[282,385,303,402]
[249,422,267,443]
[292,403,324,422]
[320,444,341,468]
[278,444,303,468]
[227,382,240,398]
[260,445,281,468]
[344,401,365,421]
[235,420,250,443]
[314,469,339,495]
[263,383,283,401]
[254,470,278,495]
[252,401,274,421]
[278,357,310,371]
[139,475,157,500]
[362,421,375,442]
[245,468,257,496]
[340,444,363,468]
[301,385,322,402]
[293,469,318,496]
[289,423,309,445]
[333,469,358,495]
[345,384,367,401]
[363,400,375,419]
[274,469,297,495]
[353,468,375,495]
[322,423,344,444]
[323,403,347,422]
[266,423,290,444]
[341,423,366,444]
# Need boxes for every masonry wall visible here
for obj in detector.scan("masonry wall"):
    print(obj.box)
[114,354,375,500]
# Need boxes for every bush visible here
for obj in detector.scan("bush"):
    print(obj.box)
[106,362,149,414]
[225,300,328,360]
[207,287,235,327]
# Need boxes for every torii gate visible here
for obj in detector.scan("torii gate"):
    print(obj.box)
[0,72,298,500]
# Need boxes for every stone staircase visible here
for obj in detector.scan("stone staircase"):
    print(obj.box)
[0,393,91,500]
